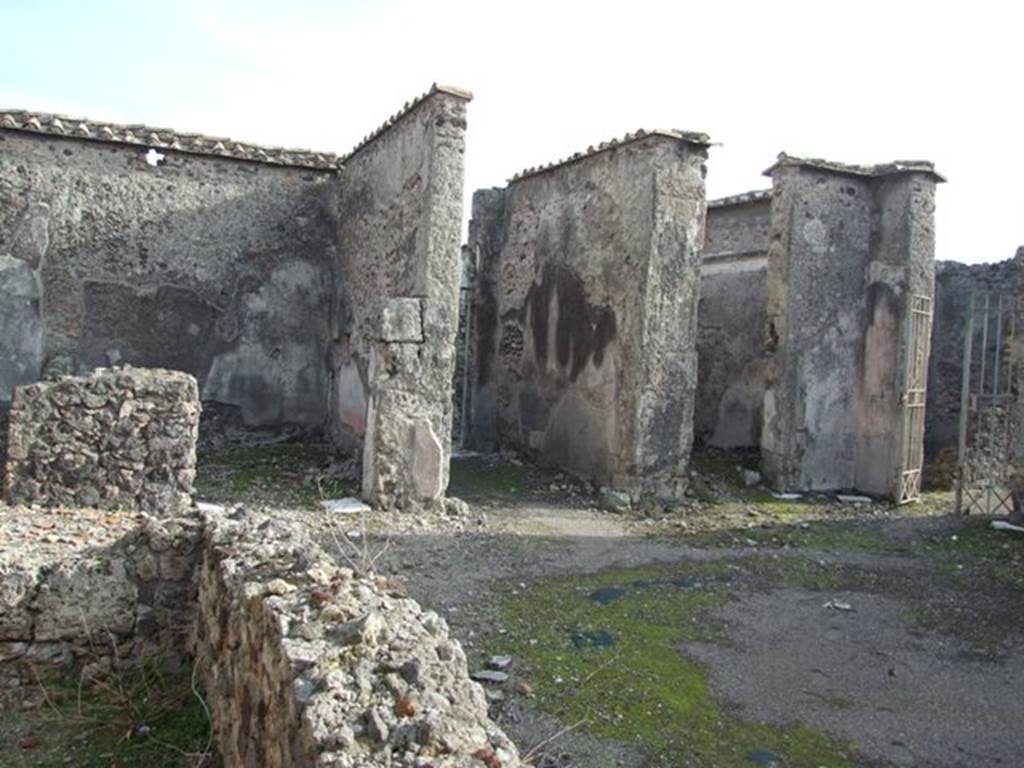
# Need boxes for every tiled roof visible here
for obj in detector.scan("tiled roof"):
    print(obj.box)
[341,84,473,163]
[508,128,711,184]
[0,109,343,170]
[708,189,772,208]
[764,152,946,182]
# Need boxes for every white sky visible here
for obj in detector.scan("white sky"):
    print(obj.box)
[2,0,1020,263]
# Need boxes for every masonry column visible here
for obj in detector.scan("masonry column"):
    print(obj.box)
[761,154,943,499]
[333,85,472,510]
[462,130,709,498]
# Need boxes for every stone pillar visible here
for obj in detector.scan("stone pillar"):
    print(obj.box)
[463,131,709,498]
[761,155,942,499]
[334,85,472,510]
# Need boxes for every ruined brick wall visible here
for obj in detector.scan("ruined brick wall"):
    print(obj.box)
[3,503,524,766]
[193,507,521,768]
[0,507,202,694]
[761,157,940,498]
[925,258,1021,460]
[332,87,471,508]
[0,124,337,430]
[465,132,708,496]
[696,195,771,447]
[4,367,199,512]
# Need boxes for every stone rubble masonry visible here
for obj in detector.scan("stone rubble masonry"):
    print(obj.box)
[696,184,1010,477]
[332,87,471,510]
[925,257,1022,461]
[4,367,200,513]
[0,121,337,429]
[760,154,943,498]
[1007,249,1024,517]
[464,130,709,498]
[1,502,524,765]
[2,84,474,511]
[0,505,202,694]
[192,505,521,768]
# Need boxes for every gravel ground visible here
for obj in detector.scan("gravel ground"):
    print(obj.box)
[190,445,1024,767]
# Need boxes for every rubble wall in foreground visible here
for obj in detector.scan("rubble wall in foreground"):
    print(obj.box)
[192,507,521,767]
[0,507,202,694]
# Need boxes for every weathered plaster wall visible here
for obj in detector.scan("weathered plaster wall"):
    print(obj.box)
[465,132,708,496]
[703,192,771,257]
[332,87,470,508]
[761,157,940,498]
[696,196,771,447]
[925,258,1021,460]
[0,128,337,428]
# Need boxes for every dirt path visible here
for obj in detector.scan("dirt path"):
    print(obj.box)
[358,456,1024,767]
[196,446,1024,768]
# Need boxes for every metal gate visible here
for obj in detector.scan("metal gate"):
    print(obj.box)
[955,291,1018,514]
[898,295,933,503]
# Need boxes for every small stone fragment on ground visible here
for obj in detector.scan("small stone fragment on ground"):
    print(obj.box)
[991,520,1024,533]
[600,488,632,513]
[320,497,371,515]
[823,599,854,612]
[472,669,510,684]
[837,494,873,504]
[741,469,762,487]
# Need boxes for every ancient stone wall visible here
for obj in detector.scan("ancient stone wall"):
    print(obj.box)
[3,500,525,764]
[0,119,338,429]
[4,367,199,512]
[193,506,521,768]
[451,246,475,448]
[925,257,1021,460]
[465,131,709,496]
[0,506,202,694]
[332,86,471,509]
[696,194,771,447]
[761,155,941,498]
[1007,249,1024,519]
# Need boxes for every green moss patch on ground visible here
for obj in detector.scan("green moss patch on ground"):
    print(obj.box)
[194,442,356,509]
[1,659,218,768]
[447,455,539,498]
[494,561,859,768]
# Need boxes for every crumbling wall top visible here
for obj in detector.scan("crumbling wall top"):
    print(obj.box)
[708,189,772,208]
[508,128,711,184]
[0,109,344,170]
[340,83,473,164]
[763,152,946,182]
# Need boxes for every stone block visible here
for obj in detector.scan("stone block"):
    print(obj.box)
[380,298,423,343]
[4,366,199,514]
[408,418,444,501]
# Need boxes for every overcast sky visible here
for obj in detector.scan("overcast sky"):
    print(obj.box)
[2,0,1020,264]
